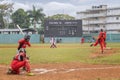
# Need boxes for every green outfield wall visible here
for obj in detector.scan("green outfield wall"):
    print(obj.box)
[44,37,81,43]
[82,33,120,42]
[0,34,40,44]
[44,34,120,43]
[0,34,120,44]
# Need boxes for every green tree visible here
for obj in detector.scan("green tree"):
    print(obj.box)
[47,14,75,20]
[0,2,13,28]
[27,5,45,30]
[11,9,30,28]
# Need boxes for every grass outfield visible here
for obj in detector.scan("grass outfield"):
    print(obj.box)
[0,43,120,65]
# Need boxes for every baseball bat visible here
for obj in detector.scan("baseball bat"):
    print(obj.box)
[16,25,24,35]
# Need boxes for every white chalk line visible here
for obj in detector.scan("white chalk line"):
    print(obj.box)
[32,66,120,74]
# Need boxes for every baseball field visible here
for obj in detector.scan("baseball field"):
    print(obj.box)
[0,43,120,80]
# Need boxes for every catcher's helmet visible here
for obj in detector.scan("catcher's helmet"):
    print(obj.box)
[24,34,30,41]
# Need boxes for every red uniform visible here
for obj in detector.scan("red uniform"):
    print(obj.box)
[10,52,31,74]
[103,31,106,48]
[18,38,31,50]
[7,35,33,75]
[93,31,105,53]
[81,37,85,44]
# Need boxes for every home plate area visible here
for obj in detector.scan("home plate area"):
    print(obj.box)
[32,66,120,75]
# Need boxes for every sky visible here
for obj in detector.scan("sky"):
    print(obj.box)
[1,0,120,17]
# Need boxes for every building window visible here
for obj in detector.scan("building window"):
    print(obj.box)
[95,17,98,20]
[46,26,49,30]
[103,26,105,28]
[107,10,110,12]
[59,30,65,35]
[116,17,119,20]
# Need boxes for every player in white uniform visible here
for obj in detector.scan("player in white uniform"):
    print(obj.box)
[50,37,57,48]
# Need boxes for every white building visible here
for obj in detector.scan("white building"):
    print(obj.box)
[0,28,36,34]
[76,5,120,34]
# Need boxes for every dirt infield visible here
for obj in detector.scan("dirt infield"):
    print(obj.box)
[1,63,120,80]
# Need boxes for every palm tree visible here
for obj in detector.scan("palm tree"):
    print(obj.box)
[27,5,45,30]
[0,3,13,28]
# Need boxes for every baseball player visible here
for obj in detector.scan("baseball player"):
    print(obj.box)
[50,37,57,48]
[17,34,31,53]
[17,34,31,70]
[103,31,107,49]
[81,37,85,44]
[7,48,34,76]
[90,29,105,53]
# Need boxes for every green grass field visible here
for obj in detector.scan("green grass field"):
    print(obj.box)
[0,43,120,65]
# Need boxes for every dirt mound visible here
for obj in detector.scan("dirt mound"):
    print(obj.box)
[90,47,117,58]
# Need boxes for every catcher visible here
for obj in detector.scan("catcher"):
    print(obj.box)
[7,48,34,76]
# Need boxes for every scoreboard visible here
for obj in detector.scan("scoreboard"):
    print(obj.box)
[44,20,82,37]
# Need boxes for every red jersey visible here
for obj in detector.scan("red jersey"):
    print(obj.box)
[81,38,84,43]
[18,38,31,49]
[98,32,105,39]
[103,31,106,40]
[11,51,30,74]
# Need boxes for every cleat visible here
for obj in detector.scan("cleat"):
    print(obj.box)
[7,68,12,74]
[22,67,26,71]
[7,68,17,74]
[101,51,104,54]
[90,44,93,47]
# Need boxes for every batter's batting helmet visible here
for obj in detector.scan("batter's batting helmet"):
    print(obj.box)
[24,34,31,41]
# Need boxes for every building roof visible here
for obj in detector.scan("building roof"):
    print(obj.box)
[108,7,120,10]
[0,28,36,32]
[0,29,23,31]
[77,5,120,14]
